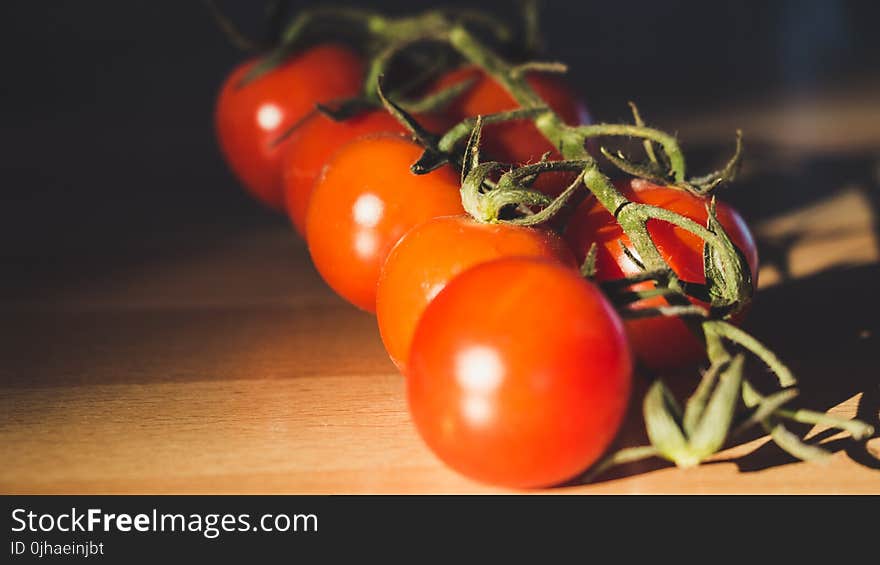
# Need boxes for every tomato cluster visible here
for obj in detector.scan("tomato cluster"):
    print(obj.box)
[564,178,759,371]
[214,43,758,489]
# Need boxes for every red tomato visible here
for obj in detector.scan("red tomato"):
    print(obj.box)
[215,44,364,210]
[306,134,464,312]
[564,178,759,370]
[432,66,588,164]
[408,257,632,488]
[376,215,577,370]
[282,111,446,236]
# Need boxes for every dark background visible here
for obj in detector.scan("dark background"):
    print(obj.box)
[1,1,878,290]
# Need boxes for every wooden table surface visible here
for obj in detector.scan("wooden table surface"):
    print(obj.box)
[2,82,879,494]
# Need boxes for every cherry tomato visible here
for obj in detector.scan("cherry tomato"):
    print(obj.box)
[408,257,632,488]
[306,134,464,312]
[377,215,577,370]
[215,44,364,210]
[432,66,588,164]
[282,110,446,236]
[564,178,759,370]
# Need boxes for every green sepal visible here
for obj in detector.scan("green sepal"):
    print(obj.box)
[411,150,451,175]
[769,423,832,462]
[733,386,799,437]
[627,101,660,166]
[580,243,598,279]
[702,198,753,316]
[599,147,671,185]
[483,187,550,218]
[461,115,486,184]
[316,97,378,122]
[687,130,744,194]
[703,320,797,388]
[504,166,588,227]
[397,76,477,114]
[686,354,744,459]
[460,161,505,222]
[376,77,442,168]
[580,445,658,483]
[620,304,707,320]
[437,107,550,156]
[509,61,568,78]
[683,359,725,437]
[643,380,695,467]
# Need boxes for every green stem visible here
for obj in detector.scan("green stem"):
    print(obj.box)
[438,108,550,153]
[629,101,659,166]
[203,0,262,52]
[683,360,726,436]
[520,0,543,55]
[259,6,878,475]
[621,304,708,320]
[776,407,874,441]
[499,159,588,181]
[277,7,385,46]
[619,203,726,250]
[397,75,477,114]
[733,384,799,437]
[362,15,451,100]
[510,61,568,77]
[506,169,585,226]
[448,26,545,108]
[704,320,797,388]
[575,124,686,182]
[441,25,739,321]
[580,446,659,483]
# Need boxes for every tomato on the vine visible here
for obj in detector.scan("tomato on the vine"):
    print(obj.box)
[564,178,759,370]
[377,215,577,370]
[432,66,588,164]
[282,110,446,236]
[430,66,588,197]
[305,133,464,312]
[215,44,364,211]
[407,257,632,489]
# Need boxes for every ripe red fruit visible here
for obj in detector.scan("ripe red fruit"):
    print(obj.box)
[432,66,589,165]
[305,134,464,312]
[282,110,445,236]
[215,45,364,210]
[564,178,759,370]
[376,215,577,369]
[408,257,632,488]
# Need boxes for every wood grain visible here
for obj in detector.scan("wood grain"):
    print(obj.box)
[2,85,879,494]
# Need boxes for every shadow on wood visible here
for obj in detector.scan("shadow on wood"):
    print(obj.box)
[578,262,880,486]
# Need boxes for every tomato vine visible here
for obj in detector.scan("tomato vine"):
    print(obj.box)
[212,3,876,480]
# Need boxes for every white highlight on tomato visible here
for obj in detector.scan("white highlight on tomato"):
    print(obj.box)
[456,345,503,391]
[462,398,493,427]
[456,346,504,426]
[353,193,384,228]
[354,232,377,259]
[256,103,283,131]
